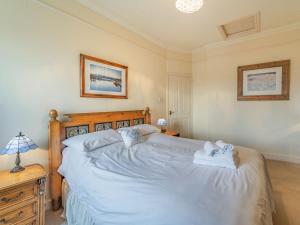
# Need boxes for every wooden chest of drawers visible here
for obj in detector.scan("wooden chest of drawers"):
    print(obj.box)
[0,164,46,225]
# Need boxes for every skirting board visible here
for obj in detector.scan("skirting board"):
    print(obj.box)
[263,152,300,164]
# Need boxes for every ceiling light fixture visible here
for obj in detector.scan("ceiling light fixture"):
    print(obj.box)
[175,0,203,14]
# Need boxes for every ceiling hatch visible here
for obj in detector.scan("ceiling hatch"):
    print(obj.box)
[218,12,261,39]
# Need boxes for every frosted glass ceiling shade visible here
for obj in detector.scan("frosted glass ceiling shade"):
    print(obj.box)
[175,0,203,13]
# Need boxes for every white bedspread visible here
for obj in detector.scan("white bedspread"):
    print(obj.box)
[59,133,274,225]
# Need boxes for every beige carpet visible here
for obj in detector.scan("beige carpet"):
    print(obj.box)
[45,210,65,225]
[267,160,300,225]
[45,160,300,225]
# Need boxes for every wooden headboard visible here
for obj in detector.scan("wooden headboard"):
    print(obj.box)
[48,107,151,211]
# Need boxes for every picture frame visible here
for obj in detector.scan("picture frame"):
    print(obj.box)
[80,54,128,99]
[237,60,290,101]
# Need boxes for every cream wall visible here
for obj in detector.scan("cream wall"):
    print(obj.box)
[192,27,300,162]
[0,0,170,172]
[166,51,192,77]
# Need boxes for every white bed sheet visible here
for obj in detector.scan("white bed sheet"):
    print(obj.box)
[59,133,274,225]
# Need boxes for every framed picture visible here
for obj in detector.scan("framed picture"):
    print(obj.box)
[80,54,128,99]
[237,60,290,101]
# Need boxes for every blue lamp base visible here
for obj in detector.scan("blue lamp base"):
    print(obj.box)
[160,126,166,133]
[10,165,25,173]
[10,151,25,173]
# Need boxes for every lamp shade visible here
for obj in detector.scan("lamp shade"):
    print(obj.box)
[1,132,38,155]
[157,118,167,126]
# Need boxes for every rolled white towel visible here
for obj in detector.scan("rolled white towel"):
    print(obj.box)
[193,148,239,169]
[204,141,221,156]
[194,149,238,163]
[216,140,234,152]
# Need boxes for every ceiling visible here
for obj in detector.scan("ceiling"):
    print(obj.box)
[76,0,300,51]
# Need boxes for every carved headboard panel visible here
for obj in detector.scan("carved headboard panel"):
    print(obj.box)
[48,107,151,211]
[65,125,89,138]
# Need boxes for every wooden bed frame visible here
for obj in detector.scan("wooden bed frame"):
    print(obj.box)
[48,107,151,211]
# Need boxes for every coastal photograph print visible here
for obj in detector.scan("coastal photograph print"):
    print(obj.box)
[80,54,128,98]
[237,60,290,101]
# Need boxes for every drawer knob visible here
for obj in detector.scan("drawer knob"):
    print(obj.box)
[1,191,24,203]
[0,210,24,224]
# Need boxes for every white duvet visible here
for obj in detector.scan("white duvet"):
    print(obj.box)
[59,133,274,225]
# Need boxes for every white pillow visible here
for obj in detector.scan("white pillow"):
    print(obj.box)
[62,129,122,151]
[118,128,141,148]
[118,124,159,136]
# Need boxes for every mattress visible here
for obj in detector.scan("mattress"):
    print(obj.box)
[59,133,274,225]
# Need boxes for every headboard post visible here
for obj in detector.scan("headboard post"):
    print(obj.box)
[143,106,151,124]
[48,109,62,211]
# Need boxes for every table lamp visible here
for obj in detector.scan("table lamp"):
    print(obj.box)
[0,132,38,173]
[157,118,167,133]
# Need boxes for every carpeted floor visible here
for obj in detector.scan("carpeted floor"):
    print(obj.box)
[45,209,65,225]
[45,160,300,225]
[267,160,300,225]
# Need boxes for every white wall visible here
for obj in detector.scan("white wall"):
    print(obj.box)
[192,27,300,163]
[0,0,170,172]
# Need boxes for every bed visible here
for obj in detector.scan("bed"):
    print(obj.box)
[48,107,274,225]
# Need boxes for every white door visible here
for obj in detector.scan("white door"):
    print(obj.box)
[168,76,191,138]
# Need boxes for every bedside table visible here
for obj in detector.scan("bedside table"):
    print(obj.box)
[164,130,180,137]
[0,164,46,225]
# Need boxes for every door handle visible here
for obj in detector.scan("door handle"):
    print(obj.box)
[169,110,175,115]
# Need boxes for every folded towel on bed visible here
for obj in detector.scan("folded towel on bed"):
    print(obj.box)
[194,141,239,169]
[216,140,234,152]
[203,142,220,156]
[193,150,239,169]
[203,140,234,156]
